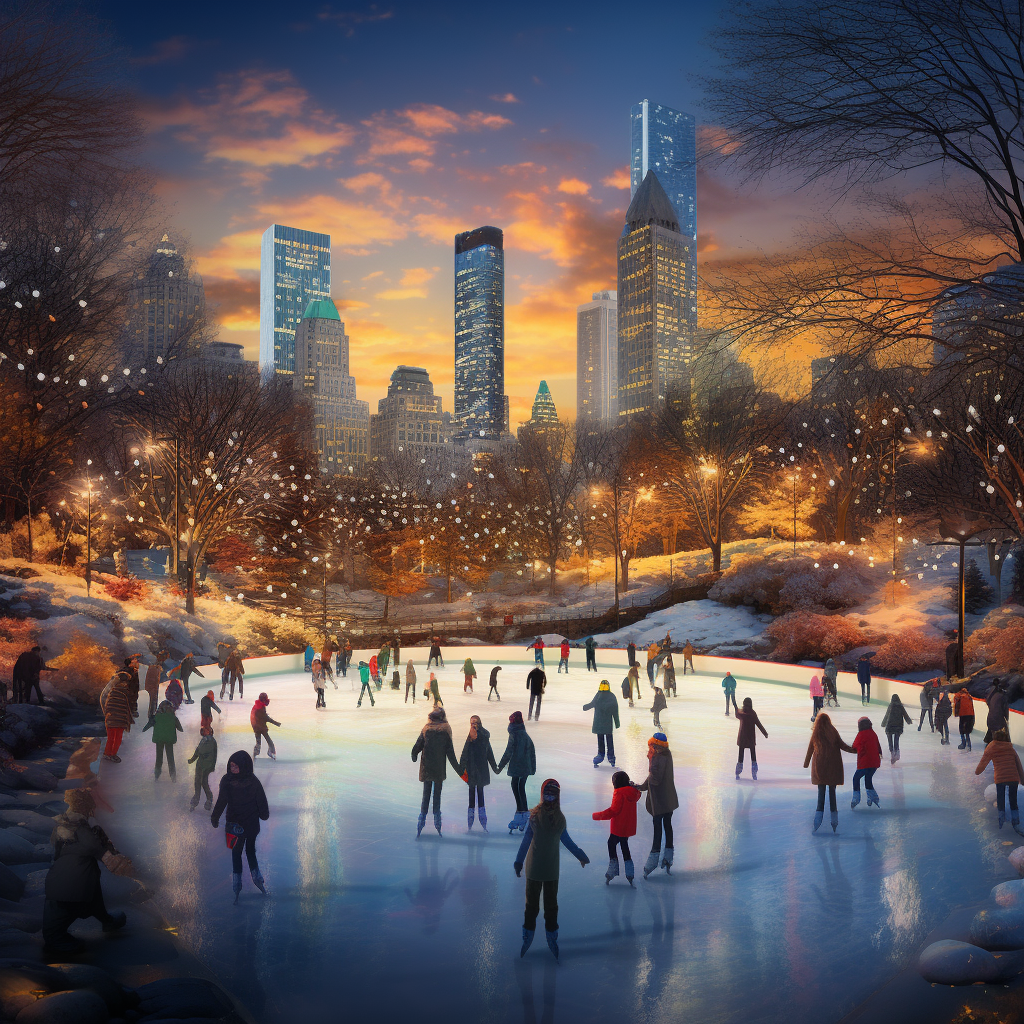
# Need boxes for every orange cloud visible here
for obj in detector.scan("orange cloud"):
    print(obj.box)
[698,124,742,157]
[601,167,630,189]
[490,93,520,104]
[557,178,590,195]
[376,266,437,300]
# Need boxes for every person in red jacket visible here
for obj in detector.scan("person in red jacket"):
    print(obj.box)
[851,716,883,809]
[593,770,641,886]
[250,693,281,760]
[557,639,571,674]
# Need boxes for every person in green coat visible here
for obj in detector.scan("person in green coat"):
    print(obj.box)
[584,680,620,767]
[722,671,738,717]
[357,660,375,707]
[428,672,443,706]
[187,725,218,811]
[497,710,537,832]
[142,699,183,779]
[462,657,478,693]
[585,636,597,672]
[378,642,391,678]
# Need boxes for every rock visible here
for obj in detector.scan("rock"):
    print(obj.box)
[969,905,1024,949]
[135,978,232,1021]
[0,962,66,1017]
[992,879,1024,907]
[918,939,1002,984]
[0,864,25,903]
[1009,845,1024,876]
[0,828,42,864]
[986,783,998,803]
[18,767,58,792]
[47,965,131,1015]
[15,988,109,1024]
[0,811,53,836]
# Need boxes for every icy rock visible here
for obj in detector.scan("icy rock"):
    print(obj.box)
[1009,846,1024,876]
[135,978,232,1020]
[14,988,109,1024]
[969,906,1024,950]
[0,829,40,865]
[986,783,998,803]
[0,865,24,903]
[0,962,67,1017]
[0,811,53,836]
[992,879,1024,908]
[17,767,58,792]
[47,964,134,1015]
[918,939,1002,984]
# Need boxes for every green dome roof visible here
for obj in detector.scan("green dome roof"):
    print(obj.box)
[302,298,341,321]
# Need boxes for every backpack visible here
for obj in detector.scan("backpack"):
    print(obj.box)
[621,678,630,699]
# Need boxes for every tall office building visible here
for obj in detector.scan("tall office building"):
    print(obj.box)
[454,226,504,442]
[577,290,618,422]
[124,234,205,366]
[260,224,331,376]
[293,298,369,473]
[617,171,694,417]
[369,365,454,459]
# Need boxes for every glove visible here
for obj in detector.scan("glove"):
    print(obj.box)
[211,817,219,829]
[579,854,590,866]
[514,863,522,877]
[411,752,417,762]
[101,851,135,877]
[461,772,469,783]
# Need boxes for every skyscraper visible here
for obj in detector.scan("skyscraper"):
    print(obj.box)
[454,226,504,442]
[293,298,369,473]
[617,171,694,417]
[369,365,454,460]
[577,290,618,422]
[260,224,331,376]
[124,234,205,366]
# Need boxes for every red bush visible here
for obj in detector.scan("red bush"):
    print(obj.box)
[0,617,38,679]
[102,575,147,602]
[764,611,870,662]
[966,617,1024,672]
[872,629,948,674]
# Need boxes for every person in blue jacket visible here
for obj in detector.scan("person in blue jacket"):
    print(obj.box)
[497,710,537,833]
[304,644,315,673]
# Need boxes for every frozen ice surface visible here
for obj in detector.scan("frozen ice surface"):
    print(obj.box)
[99,647,1016,1024]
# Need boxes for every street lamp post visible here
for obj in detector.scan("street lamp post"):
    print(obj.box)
[85,468,92,597]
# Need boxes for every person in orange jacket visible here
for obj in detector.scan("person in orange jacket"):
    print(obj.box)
[593,770,641,885]
[955,687,976,751]
[975,727,1024,834]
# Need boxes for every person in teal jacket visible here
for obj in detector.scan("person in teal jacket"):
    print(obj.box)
[584,680,620,767]
[497,710,537,833]
[142,699,183,779]
[357,660,375,707]
[723,672,738,717]
[304,644,315,672]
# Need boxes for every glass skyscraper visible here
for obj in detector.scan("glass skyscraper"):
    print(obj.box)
[577,290,618,422]
[454,226,504,442]
[259,224,331,376]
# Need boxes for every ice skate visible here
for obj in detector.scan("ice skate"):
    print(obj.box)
[204,798,213,811]
[735,761,742,780]
[850,790,861,809]
[830,811,839,833]
[251,869,268,895]
[867,788,880,807]
[232,873,242,905]
[189,798,198,812]
[267,751,276,761]
[417,812,427,838]
[467,807,475,831]
[434,811,443,836]
[999,808,1006,829]
[660,847,673,874]
[605,858,619,884]
[608,755,616,767]
[253,745,259,759]
[593,750,605,766]
[520,927,535,957]
[508,812,519,834]
[1013,811,1024,837]
[546,929,559,962]
[624,859,635,886]
[478,808,488,832]
[751,761,758,781]
[813,810,824,832]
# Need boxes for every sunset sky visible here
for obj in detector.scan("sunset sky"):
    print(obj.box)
[94,0,809,425]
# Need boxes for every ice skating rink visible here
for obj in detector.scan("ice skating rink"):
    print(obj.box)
[99,647,1012,1024]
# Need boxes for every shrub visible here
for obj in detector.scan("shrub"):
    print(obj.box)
[966,617,1024,672]
[102,575,147,602]
[764,611,870,662]
[47,630,118,703]
[234,609,307,655]
[872,629,948,674]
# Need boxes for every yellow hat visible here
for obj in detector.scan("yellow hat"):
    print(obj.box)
[599,680,610,691]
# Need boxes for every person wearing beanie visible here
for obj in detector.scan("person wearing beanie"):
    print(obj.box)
[935,690,953,744]
[851,716,883,809]
[357,660,375,707]
[497,710,537,832]
[803,713,856,833]
[880,694,912,764]
[462,657,478,693]
[200,690,221,730]
[250,693,280,760]
[651,686,667,730]
[211,750,270,902]
[141,698,183,779]
[735,697,768,780]
[187,725,218,811]
[526,636,545,668]
[458,715,498,831]
[583,680,620,767]
[638,733,678,877]
[514,778,590,962]
[411,707,461,836]
[488,665,502,701]
[976,727,1024,834]
[593,770,641,885]
[429,672,443,707]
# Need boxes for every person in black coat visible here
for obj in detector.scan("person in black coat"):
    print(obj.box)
[13,645,50,705]
[985,678,1011,743]
[459,714,499,831]
[527,666,546,721]
[211,750,270,903]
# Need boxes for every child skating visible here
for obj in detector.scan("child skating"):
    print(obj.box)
[251,693,280,760]
[735,696,768,779]
[513,778,590,961]
[593,770,641,886]
[187,725,218,811]
[850,716,882,808]
[651,686,667,730]
[488,665,501,700]
[357,660,375,707]
[428,672,443,707]
[722,671,737,716]
[200,689,221,730]
[142,698,182,779]
[312,658,327,709]
[462,657,477,693]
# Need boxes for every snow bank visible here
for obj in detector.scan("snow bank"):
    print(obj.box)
[591,599,773,649]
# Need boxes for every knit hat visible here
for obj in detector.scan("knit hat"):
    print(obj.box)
[857,716,872,731]
[509,710,524,726]
[541,778,560,802]
[207,691,215,701]
[259,692,269,703]
[612,770,630,788]
[598,680,610,691]
[428,708,445,723]
[648,733,669,750]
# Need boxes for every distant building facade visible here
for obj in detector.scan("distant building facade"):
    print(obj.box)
[293,298,368,473]
[577,290,618,422]
[260,224,331,376]
[518,380,560,441]
[454,226,505,442]
[369,365,453,459]
[617,171,694,417]
[690,329,754,410]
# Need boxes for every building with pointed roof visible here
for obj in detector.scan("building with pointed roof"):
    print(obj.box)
[530,381,559,424]
[617,169,695,418]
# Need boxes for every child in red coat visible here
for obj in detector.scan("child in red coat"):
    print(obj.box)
[593,770,641,885]
[851,716,883,809]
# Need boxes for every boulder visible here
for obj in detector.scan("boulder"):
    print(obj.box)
[47,965,133,1015]
[0,864,25,903]
[17,767,58,793]
[0,962,66,1017]
[992,879,1024,908]
[969,905,1024,950]
[918,939,1002,984]
[1009,845,1024,877]
[0,811,53,836]
[0,829,41,864]
[135,978,232,1021]
[985,783,998,803]
[15,988,109,1024]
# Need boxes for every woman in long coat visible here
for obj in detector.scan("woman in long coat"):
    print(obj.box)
[583,680,620,767]
[496,710,537,833]
[637,732,679,877]
[803,712,856,834]
[411,707,461,837]
[459,714,498,831]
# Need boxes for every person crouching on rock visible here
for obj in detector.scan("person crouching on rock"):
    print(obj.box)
[211,750,270,902]
[43,787,133,953]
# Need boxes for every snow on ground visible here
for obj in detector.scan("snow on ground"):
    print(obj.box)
[592,599,774,650]
[98,644,1018,1024]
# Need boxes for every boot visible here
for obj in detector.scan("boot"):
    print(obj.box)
[735,762,743,780]
[999,808,1006,829]
[958,737,966,749]
[624,859,635,886]
[508,812,520,834]
[831,811,839,833]
[205,798,213,810]
[605,858,620,884]
[232,873,242,904]
[593,751,605,767]
[189,797,198,812]
[608,754,616,767]
[967,736,972,751]
[468,807,475,831]
[520,927,535,957]
[851,790,861,809]
[417,812,427,838]
[519,812,528,832]
[752,762,758,781]
[643,850,660,879]
[251,869,268,895]
[546,929,559,961]
[660,847,673,873]
[479,808,488,832]
[813,810,824,832]
[1013,810,1024,837]
[867,789,880,807]
[434,811,442,836]
[253,745,260,759]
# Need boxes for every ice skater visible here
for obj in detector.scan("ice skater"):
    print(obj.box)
[224,649,244,699]
[411,707,461,837]
[526,663,546,720]
[856,653,872,704]
[985,678,1010,743]
[187,725,218,811]
[584,680,620,767]
[459,714,498,831]
[627,641,637,668]
[165,676,183,711]
[809,674,824,722]
[682,640,694,674]
[918,681,935,732]
[850,716,882,808]
[142,698,182,779]
[497,710,536,833]
[487,665,501,700]
[722,671,738,716]
[250,692,280,760]
[593,770,641,886]
[527,636,545,668]
[955,686,976,750]
[627,664,641,707]
[803,713,856,833]
[428,637,444,668]
[646,642,660,684]
[735,696,768,780]
[822,657,839,708]
[357,660,375,707]
[514,778,590,961]
[211,750,270,902]
[880,694,911,764]
[339,639,353,680]
[304,644,315,672]
[200,689,221,730]
[935,690,953,744]
[378,641,391,681]
[638,732,677,878]
[312,658,327,709]
[651,686,667,730]
[557,638,570,673]
[405,659,417,703]
[428,672,443,706]
[369,653,380,689]
[659,653,677,696]
[320,641,338,687]
[462,656,477,693]
[177,651,203,705]
[975,728,1024,835]
[585,636,597,672]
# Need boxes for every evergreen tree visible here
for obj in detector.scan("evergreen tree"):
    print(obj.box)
[953,558,995,614]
